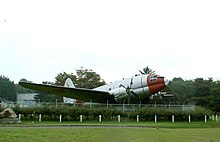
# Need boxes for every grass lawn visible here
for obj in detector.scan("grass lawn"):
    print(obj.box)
[0,127,220,142]
[1,121,220,142]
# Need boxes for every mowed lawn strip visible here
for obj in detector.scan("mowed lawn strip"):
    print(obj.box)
[0,127,220,142]
[1,120,220,142]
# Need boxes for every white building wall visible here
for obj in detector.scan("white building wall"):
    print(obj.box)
[17,93,37,107]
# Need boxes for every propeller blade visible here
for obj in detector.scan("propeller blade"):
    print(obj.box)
[131,91,138,96]
[139,70,145,75]
[120,80,135,104]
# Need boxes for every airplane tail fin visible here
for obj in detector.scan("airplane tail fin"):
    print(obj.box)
[64,78,76,104]
[64,78,75,88]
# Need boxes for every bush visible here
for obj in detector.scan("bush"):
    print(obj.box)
[11,106,213,122]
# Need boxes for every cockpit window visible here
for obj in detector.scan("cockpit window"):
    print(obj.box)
[150,75,157,82]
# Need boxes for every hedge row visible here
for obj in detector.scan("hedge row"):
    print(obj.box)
[129,107,212,121]
[10,106,212,122]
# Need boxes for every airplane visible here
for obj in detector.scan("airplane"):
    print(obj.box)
[19,74,169,104]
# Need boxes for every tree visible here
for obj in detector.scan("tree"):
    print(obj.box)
[193,78,211,97]
[189,78,212,106]
[75,67,106,88]
[54,67,106,89]
[207,80,220,112]
[168,77,194,104]
[0,76,16,101]
[139,66,155,75]
[168,77,185,104]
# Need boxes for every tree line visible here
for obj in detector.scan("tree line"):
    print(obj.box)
[165,77,220,112]
[0,67,220,112]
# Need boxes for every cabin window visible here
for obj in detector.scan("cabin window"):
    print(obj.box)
[150,75,157,82]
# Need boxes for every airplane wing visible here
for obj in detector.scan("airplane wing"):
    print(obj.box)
[19,82,115,103]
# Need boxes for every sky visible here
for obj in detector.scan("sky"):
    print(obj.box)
[0,0,220,84]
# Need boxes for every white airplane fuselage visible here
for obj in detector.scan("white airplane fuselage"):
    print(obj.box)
[94,74,169,103]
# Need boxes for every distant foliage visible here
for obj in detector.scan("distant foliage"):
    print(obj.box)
[0,76,16,101]
[167,77,220,112]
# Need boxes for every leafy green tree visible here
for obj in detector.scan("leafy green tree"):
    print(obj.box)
[75,67,106,89]
[54,67,106,89]
[0,76,16,101]
[193,78,212,97]
[207,80,220,112]
[168,77,186,104]
[189,78,212,106]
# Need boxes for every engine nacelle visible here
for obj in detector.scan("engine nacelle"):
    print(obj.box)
[109,88,128,103]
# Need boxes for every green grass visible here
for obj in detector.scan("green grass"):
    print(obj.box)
[1,120,220,142]
[0,127,220,142]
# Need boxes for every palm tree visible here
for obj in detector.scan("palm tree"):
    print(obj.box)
[139,66,155,75]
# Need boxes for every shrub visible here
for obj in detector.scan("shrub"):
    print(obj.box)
[11,106,213,122]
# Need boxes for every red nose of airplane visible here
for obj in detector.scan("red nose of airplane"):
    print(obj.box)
[147,75,169,94]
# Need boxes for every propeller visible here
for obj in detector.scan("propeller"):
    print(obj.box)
[119,78,138,104]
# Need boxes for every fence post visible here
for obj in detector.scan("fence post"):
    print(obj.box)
[137,115,139,123]
[18,114,21,122]
[80,115,83,122]
[205,115,207,123]
[39,114,41,122]
[99,115,102,122]
[212,114,215,121]
[172,115,174,123]
[189,115,191,123]
[59,115,62,122]
[118,115,120,122]
[155,115,157,123]
[216,115,218,121]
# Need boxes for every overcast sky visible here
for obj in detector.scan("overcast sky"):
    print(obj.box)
[0,0,220,84]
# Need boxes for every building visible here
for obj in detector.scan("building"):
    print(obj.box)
[17,93,37,107]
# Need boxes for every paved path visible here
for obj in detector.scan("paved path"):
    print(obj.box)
[0,125,158,129]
